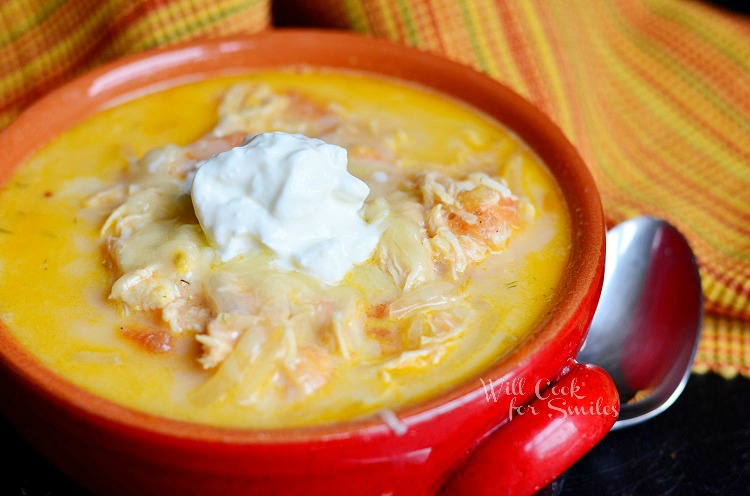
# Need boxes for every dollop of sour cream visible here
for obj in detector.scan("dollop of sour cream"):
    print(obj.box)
[191,132,383,284]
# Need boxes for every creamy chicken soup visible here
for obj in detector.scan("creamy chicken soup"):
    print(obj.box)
[0,70,571,428]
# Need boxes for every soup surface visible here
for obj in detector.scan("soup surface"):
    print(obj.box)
[0,70,570,428]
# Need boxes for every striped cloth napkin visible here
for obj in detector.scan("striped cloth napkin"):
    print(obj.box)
[1,0,748,378]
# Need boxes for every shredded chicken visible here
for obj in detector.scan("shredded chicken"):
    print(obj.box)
[110,266,180,312]
[91,82,533,408]
[374,171,527,288]
[213,84,341,139]
[375,210,435,292]
[417,171,527,279]
[163,296,211,333]
[379,304,474,381]
[101,186,184,238]
[197,312,257,369]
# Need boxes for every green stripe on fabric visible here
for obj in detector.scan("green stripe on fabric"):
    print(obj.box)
[457,1,490,73]
[0,0,67,48]
[607,0,750,133]
[393,0,420,46]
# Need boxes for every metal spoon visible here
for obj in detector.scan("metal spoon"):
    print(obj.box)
[578,216,703,429]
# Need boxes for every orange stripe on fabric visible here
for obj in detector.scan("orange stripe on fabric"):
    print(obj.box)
[493,2,549,110]
[514,1,573,135]
[461,0,516,97]
[0,0,270,127]
[588,3,750,232]
[422,0,447,54]
[636,1,750,116]
[596,52,750,300]
[601,5,750,228]
[102,2,161,47]
[0,0,109,108]
[613,1,750,148]
[599,56,750,242]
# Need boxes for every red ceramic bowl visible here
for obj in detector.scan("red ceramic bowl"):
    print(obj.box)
[0,30,616,496]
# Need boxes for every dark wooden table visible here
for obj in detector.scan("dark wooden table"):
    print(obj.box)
[1,373,748,495]
[562,373,750,495]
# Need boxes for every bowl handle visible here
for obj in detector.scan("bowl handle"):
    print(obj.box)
[441,363,619,496]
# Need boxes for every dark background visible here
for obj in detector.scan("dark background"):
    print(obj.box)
[1,373,748,495]
[562,373,750,496]
[710,0,750,15]
[270,0,750,26]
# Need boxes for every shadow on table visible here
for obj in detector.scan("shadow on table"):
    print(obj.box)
[562,373,750,496]
[0,374,748,495]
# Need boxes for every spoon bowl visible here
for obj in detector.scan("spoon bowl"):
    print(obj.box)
[579,216,703,429]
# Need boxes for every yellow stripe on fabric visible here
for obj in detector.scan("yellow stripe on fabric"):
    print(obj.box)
[342,0,370,33]
[476,0,530,94]
[0,0,66,47]
[607,8,750,137]
[559,4,658,217]
[581,4,750,246]
[592,64,746,280]
[114,2,216,51]
[604,60,750,250]
[642,0,750,72]
[392,0,420,46]
[110,0,267,54]
[0,112,14,130]
[540,2,600,183]
[604,91,750,266]
[211,7,267,34]
[425,0,475,70]
[694,316,750,378]
[704,279,750,320]
[514,1,573,136]
[599,69,750,255]
[461,0,532,101]
[609,1,750,134]
[642,0,750,98]
[455,0,491,75]
[373,0,401,39]
[0,5,109,98]
[411,1,444,53]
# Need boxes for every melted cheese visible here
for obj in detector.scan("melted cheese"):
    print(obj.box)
[0,70,571,428]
